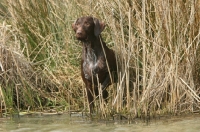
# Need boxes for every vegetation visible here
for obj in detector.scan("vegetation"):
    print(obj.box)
[0,0,200,118]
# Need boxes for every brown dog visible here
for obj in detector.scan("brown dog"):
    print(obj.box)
[72,16,117,113]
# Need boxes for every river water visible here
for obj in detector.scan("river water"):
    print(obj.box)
[0,113,200,132]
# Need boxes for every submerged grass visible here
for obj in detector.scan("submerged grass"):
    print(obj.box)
[0,0,200,118]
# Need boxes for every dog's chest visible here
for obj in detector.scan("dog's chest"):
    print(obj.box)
[82,49,106,80]
[84,49,97,68]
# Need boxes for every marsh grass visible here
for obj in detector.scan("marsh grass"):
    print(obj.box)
[0,0,200,118]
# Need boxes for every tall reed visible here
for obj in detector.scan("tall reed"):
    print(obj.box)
[0,0,199,118]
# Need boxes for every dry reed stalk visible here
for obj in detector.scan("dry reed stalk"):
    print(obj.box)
[0,85,7,116]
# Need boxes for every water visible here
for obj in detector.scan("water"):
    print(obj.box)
[0,113,200,132]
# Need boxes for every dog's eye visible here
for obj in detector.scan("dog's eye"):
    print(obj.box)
[85,22,90,26]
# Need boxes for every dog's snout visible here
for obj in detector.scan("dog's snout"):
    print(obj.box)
[75,27,87,40]
[76,29,82,35]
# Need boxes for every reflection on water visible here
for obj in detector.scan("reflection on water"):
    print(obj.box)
[0,113,200,132]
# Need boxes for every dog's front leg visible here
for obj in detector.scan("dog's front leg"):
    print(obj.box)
[101,73,111,90]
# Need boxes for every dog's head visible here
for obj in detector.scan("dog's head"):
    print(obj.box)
[72,16,105,41]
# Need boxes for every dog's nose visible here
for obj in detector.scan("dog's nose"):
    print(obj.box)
[77,32,82,36]
[76,29,83,35]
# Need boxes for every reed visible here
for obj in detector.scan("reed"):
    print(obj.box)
[0,0,199,118]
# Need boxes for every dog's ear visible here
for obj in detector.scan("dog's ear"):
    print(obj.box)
[72,18,78,31]
[93,18,105,37]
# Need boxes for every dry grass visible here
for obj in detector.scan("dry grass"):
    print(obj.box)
[0,0,200,118]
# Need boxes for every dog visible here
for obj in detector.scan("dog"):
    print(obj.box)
[72,16,117,113]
